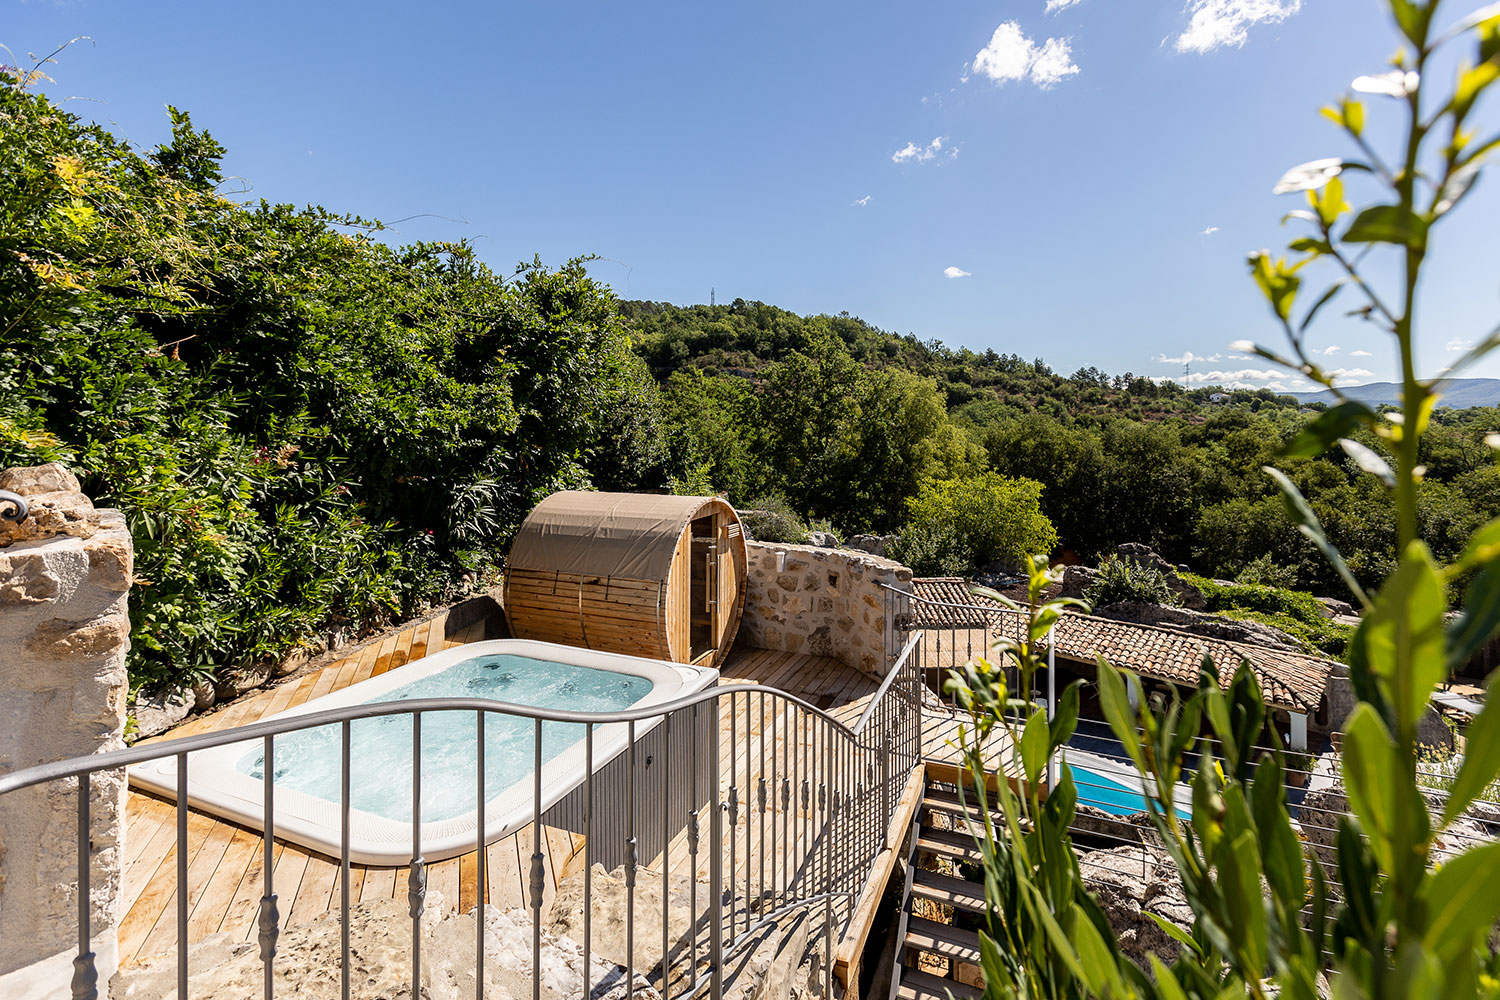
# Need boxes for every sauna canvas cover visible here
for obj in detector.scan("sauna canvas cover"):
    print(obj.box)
[507,491,710,581]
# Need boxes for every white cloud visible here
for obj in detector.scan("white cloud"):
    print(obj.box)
[1154,350,1221,365]
[892,137,955,164]
[944,266,972,279]
[971,22,1080,89]
[1351,349,1372,357]
[1447,337,1475,352]
[1325,367,1374,380]
[1320,345,1341,356]
[854,194,872,207]
[1200,225,1220,236]
[1180,368,1282,384]
[1175,0,1302,54]
[1046,0,1083,12]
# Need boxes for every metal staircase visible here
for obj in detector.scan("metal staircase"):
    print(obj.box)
[889,772,991,1000]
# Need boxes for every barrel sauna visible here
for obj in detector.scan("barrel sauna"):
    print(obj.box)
[503,492,748,668]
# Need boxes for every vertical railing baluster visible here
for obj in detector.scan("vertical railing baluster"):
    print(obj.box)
[340,721,351,1000]
[584,724,593,1000]
[822,724,834,1000]
[477,711,488,1000]
[757,693,766,918]
[708,694,724,1000]
[73,773,97,1000]
[260,736,279,1000]
[410,713,425,998]
[726,691,737,950]
[661,713,671,997]
[177,752,188,1000]
[531,719,545,1000]
[626,719,636,1000]
[688,703,699,982]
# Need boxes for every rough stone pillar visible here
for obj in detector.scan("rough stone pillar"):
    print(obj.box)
[0,464,133,998]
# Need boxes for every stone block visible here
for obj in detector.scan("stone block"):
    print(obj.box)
[84,533,132,593]
[25,613,130,660]
[0,548,61,605]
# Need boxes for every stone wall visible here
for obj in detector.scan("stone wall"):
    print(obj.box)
[0,464,133,997]
[739,541,913,677]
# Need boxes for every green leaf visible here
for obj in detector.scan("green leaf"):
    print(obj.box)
[1340,705,1429,880]
[1148,956,1189,1000]
[1071,901,1128,999]
[1097,662,1146,772]
[1448,562,1500,674]
[1362,541,1447,735]
[1050,677,1081,747]
[1020,709,1048,784]
[1339,437,1396,486]
[1421,841,1500,961]
[1147,912,1200,957]
[1298,278,1348,332]
[1249,251,1301,320]
[1442,692,1500,826]
[1343,204,1429,251]
[1282,399,1375,458]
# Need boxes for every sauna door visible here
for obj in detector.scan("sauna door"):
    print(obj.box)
[689,516,717,661]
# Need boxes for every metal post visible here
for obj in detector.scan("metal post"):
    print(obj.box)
[260,736,280,1000]
[340,720,351,1000]
[478,711,488,1000]
[708,702,724,1000]
[176,752,188,1000]
[410,714,426,998]
[73,774,97,1000]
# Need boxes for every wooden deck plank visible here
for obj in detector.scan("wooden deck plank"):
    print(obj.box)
[187,826,261,942]
[218,839,282,939]
[287,854,340,927]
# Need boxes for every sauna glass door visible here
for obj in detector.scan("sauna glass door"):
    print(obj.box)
[689,516,717,660]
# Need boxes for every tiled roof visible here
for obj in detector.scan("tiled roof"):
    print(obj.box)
[908,578,1337,714]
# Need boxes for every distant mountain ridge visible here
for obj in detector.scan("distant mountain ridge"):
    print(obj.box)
[1292,378,1500,408]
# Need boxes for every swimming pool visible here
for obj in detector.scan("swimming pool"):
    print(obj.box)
[128,639,719,864]
[1069,760,1191,819]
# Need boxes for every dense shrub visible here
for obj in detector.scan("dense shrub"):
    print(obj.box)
[1084,555,1178,607]
[0,77,664,690]
[1184,573,1353,659]
[738,496,810,544]
[888,521,974,577]
[900,472,1057,571]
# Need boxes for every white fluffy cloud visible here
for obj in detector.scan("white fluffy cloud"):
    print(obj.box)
[892,137,954,164]
[1351,349,1372,357]
[1175,0,1302,54]
[1447,337,1475,352]
[1325,368,1374,382]
[1200,225,1220,236]
[971,22,1080,89]
[1046,0,1083,12]
[944,266,972,278]
[1155,350,1221,365]
[1320,345,1341,356]
[854,194,872,207]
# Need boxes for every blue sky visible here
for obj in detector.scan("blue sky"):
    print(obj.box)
[7,0,1499,392]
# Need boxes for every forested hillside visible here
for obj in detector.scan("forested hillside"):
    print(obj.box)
[7,69,1498,693]
[626,300,1500,596]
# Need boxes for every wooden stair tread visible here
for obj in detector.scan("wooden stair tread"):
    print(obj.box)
[897,968,985,1000]
[916,827,986,864]
[910,869,986,913]
[922,788,1002,820]
[904,915,983,965]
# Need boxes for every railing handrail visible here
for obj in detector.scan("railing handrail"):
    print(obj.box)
[852,630,922,735]
[0,681,867,796]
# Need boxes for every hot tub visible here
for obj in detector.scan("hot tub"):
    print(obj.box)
[129,639,719,865]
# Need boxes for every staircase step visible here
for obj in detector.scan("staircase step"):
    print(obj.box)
[904,915,983,965]
[896,968,985,1000]
[916,827,986,865]
[922,788,999,821]
[910,869,986,914]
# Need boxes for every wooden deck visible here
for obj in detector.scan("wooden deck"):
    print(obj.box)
[119,613,989,969]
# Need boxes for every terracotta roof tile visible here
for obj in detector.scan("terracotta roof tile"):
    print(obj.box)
[908,578,1336,713]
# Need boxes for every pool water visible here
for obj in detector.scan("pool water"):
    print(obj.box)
[235,654,652,823]
[1070,763,1190,819]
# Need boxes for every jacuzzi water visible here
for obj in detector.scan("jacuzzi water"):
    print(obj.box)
[233,654,652,823]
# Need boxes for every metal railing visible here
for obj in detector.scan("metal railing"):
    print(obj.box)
[0,635,925,1000]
